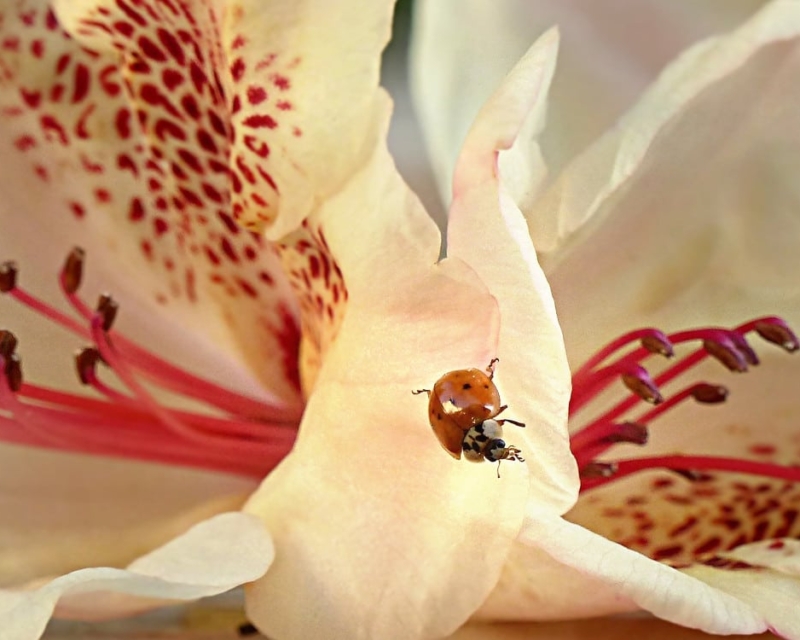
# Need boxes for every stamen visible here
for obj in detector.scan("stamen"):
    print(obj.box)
[61,247,85,295]
[581,455,800,493]
[0,250,302,477]
[571,316,798,495]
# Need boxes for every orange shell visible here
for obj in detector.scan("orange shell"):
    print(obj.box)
[427,368,502,458]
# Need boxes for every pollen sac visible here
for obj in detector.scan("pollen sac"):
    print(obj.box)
[580,461,618,479]
[621,366,663,404]
[0,330,18,359]
[0,261,18,293]
[703,338,750,372]
[641,333,674,358]
[603,421,649,445]
[4,353,22,392]
[61,247,86,294]
[96,294,119,332]
[75,347,104,385]
[691,383,728,404]
[755,319,800,353]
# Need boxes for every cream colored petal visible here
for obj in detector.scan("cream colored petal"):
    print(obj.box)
[450,617,777,640]
[544,1,800,334]
[0,445,255,586]
[243,93,529,640]
[518,513,768,635]
[683,565,800,640]
[221,0,394,239]
[411,0,765,208]
[448,31,577,515]
[0,512,272,639]
[0,1,301,405]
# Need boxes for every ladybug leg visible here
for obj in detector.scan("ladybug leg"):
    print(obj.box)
[498,418,526,428]
[485,358,500,378]
[495,406,526,428]
[412,388,431,397]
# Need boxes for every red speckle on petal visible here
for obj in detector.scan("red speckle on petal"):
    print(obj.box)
[271,73,290,90]
[242,114,277,129]
[129,197,146,221]
[14,135,36,151]
[153,218,169,236]
[246,85,267,105]
[30,38,44,58]
[72,64,91,103]
[230,57,246,81]
[243,135,269,158]
[20,89,41,108]
[162,68,184,90]
[70,201,86,218]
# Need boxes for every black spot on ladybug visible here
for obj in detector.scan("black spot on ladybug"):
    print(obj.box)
[437,412,443,420]
[462,383,472,390]
[476,434,489,443]
[462,442,470,451]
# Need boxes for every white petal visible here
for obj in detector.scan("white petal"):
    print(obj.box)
[518,512,768,634]
[0,512,272,639]
[449,30,578,515]
[683,565,800,640]
[243,93,529,640]
[544,1,800,365]
[0,443,255,586]
[411,0,765,209]
[221,0,395,239]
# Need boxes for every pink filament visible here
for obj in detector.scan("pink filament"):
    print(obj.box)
[0,263,302,477]
[570,317,798,493]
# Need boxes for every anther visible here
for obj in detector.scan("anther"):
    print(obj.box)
[621,366,663,404]
[672,469,714,482]
[641,333,674,358]
[702,338,749,372]
[691,383,728,404]
[61,247,85,294]
[728,333,759,367]
[580,461,618,479]
[0,330,18,359]
[755,319,800,353]
[75,347,104,385]
[95,294,118,331]
[0,261,18,293]
[601,421,649,445]
[4,353,22,392]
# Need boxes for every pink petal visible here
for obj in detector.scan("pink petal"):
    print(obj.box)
[0,1,302,403]
[243,95,530,640]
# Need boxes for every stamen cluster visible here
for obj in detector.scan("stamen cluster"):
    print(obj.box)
[569,318,799,492]
[0,248,300,476]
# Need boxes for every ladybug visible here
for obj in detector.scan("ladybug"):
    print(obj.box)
[413,359,525,468]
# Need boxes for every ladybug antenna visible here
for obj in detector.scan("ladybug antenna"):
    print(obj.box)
[486,358,500,378]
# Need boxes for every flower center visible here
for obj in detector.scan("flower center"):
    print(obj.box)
[568,316,800,566]
[0,248,301,477]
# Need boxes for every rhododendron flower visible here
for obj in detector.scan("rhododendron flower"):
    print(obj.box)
[0,1,573,639]
[413,0,800,638]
